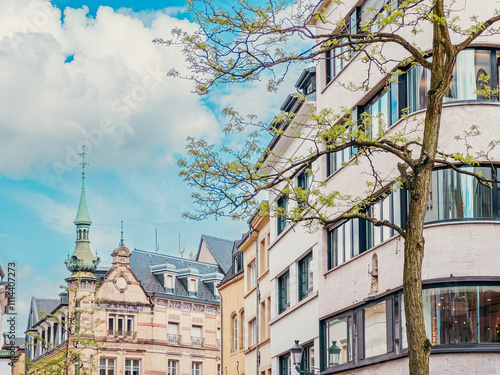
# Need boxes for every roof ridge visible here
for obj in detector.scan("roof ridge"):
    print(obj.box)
[202,234,234,242]
[132,249,221,267]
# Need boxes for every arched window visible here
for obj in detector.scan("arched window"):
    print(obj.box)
[231,313,238,352]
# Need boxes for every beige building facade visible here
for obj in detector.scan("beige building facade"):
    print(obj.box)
[218,214,271,375]
[25,160,233,375]
[218,245,245,375]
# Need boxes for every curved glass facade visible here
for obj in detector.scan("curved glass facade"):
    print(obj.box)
[426,166,495,222]
[322,284,500,373]
[359,48,500,131]
[402,285,500,348]
[328,165,499,270]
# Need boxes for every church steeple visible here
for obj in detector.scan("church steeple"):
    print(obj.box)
[65,146,100,275]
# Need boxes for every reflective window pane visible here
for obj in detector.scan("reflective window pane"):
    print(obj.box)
[364,301,387,358]
[325,316,352,366]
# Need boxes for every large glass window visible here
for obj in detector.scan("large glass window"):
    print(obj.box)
[328,164,499,271]
[425,166,493,222]
[354,48,500,143]
[328,193,404,269]
[364,301,391,358]
[403,286,500,348]
[324,315,352,367]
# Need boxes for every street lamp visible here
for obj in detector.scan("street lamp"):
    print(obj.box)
[290,340,303,369]
[290,340,318,375]
[328,341,341,367]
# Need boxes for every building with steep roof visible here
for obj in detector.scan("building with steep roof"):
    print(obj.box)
[25,151,234,375]
[196,235,235,274]
[218,242,245,375]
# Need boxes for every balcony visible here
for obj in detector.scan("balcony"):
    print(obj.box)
[107,330,137,339]
[191,336,204,347]
[216,339,221,348]
[167,334,181,345]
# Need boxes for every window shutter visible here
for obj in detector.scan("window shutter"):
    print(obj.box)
[386,299,394,352]
[356,309,365,360]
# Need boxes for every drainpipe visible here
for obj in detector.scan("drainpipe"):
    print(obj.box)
[250,225,259,375]
[220,294,224,373]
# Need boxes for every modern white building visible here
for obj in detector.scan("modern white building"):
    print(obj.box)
[265,68,320,375]
[265,0,500,374]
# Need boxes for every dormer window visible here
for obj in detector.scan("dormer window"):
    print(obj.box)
[188,278,199,295]
[165,275,174,290]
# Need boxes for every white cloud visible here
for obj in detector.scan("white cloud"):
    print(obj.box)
[0,0,221,177]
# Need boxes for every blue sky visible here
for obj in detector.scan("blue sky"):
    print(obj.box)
[0,0,301,334]
[51,0,187,15]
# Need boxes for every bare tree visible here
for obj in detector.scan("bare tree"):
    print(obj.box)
[155,1,500,373]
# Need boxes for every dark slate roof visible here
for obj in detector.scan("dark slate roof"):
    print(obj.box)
[198,235,235,274]
[35,298,60,316]
[94,267,109,282]
[130,249,221,302]
[218,264,243,287]
[4,337,25,349]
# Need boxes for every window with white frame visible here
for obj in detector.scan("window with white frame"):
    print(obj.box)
[192,362,202,375]
[108,315,134,338]
[125,359,140,375]
[232,315,238,351]
[248,261,256,289]
[168,322,180,344]
[99,358,115,375]
[168,360,178,375]
[249,319,257,346]
[278,271,290,314]
[165,274,174,289]
[191,325,203,346]
[299,253,313,301]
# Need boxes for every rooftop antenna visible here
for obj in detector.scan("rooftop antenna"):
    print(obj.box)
[119,221,125,247]
[179,239,185,259]
[155,229,159,253]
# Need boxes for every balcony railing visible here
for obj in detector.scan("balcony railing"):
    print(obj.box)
[107,330,137,339]
[167,334,181,344]
[191,336,204,347]
[216,339,221,348]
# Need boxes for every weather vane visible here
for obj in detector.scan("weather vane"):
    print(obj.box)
[120,221,125,247]
[79,145,88,188]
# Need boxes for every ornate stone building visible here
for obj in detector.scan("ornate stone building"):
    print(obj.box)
[25,153,233,375]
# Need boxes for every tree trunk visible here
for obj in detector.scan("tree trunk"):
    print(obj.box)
[403,1,455,373]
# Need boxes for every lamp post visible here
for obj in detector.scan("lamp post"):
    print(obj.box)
[290,340,318,375]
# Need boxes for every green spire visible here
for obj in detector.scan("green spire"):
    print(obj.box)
[65,146,100,275]
[74,146,91,225]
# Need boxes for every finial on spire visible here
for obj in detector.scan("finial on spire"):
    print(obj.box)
[79,145,88,189]
[119,221,125,247]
